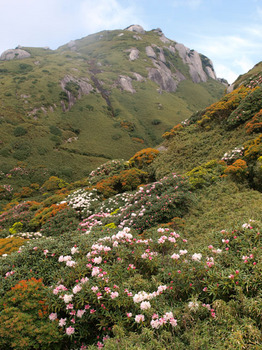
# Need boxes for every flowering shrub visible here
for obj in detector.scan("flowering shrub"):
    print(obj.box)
[88,159,129,185]
[224,159,248,182]
[0,202,36,232]
[244,72,262,89]
[116,174,192,232]
[94,168,149,198]
[40,206,80,236]
[244,134,262,161]
[0,236,28,256]
[0,217,261,349]
[245,108,262,134]
[221,146,244,164]
[226,87,262,130]
[186,160,226,189]
[67,188,103,217]
[29,203,68,229]
[128,148,159,169]
[0,278,64,349]
[196,86,251,127]
[0,184,13,200]
[162,124,183,139]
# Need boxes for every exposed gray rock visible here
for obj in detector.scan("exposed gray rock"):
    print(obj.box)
[159,35,170,44]
[128,48,140,61]
[175,43,208,83]
[132,72,145,82]
[167,45,176,54]
[118,33,124,37]
[0,49,31,61]
[227,84,235,93]
[153,28,163,35]
[61,75,94,111]
[133,35,142,40]
[125,25,145,34]
[158,47,166,63]
[205,65,217,80]
[148,61,182,92]
[118,75,136,93]
[146,46,156,59]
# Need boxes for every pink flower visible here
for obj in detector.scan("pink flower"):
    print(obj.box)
[66,326,75,335]
[49,313,57,321]
[135,314,145,323]
[77,309,86,318]
[58,318,67,327]
[110,292,119,299]
[126,312,132,318]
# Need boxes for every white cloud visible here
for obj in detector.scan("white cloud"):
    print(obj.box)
[79,0,144,33]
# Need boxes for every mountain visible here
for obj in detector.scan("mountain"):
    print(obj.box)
[0,58,262,349]
[0,25,225,181]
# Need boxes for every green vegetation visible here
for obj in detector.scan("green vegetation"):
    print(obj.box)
[1,31,262,350]
[0,28,224,181]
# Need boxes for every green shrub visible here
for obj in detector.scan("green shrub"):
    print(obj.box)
[186,160,226,189]
[40,207,79,236]
[40,176,68,192]
[13,126,27,137]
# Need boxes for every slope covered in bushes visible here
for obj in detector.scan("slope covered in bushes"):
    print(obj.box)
[0,67,262,349]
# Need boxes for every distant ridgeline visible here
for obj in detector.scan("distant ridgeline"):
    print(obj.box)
[0,24,225,181]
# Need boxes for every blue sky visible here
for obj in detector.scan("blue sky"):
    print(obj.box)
[1,0,262,83]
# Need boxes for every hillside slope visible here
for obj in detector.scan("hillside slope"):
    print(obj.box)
[0,63,262,349]
[0,25,225,181]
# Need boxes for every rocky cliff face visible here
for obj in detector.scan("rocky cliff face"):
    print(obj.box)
[120,25,220,92]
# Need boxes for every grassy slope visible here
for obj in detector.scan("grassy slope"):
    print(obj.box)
[0,28,224,180]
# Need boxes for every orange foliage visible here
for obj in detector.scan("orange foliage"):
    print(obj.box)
[0,237,28,256]
[224,159,248,180]
[30,202,68,228]
[197,86,256,127]
[94,168,149,198]
[129,148,160,168]
[245,109,262,134]
[244,134,262,160]
[162,124,183,139]
[132,137,145,144]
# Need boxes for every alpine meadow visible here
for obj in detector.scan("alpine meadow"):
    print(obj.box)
[0,25,262,350]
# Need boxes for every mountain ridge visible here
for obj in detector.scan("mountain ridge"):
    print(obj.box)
[0,25,225,181]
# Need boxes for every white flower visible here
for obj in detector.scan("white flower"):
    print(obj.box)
[171,253,180,260]
[188,301,199,310]
[140,301,151,310]
[63,294,73,303]
[71,247,79,255]
[150,319,161,329]
[192,253,202,261]
[93,256,102,264]
[72,285,82,294]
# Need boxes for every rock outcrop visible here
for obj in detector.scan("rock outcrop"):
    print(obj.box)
[0,49,31,61]
[118,75,136,93]
[175,43,217,83]
[60,75,94,111]
[127,48,140,61]
[125,25,145,34]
